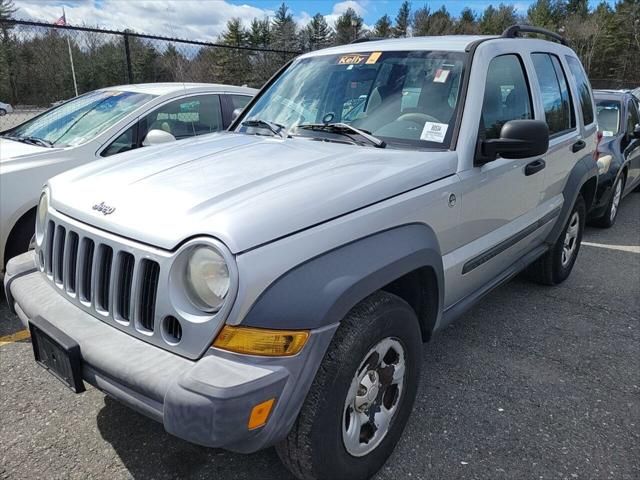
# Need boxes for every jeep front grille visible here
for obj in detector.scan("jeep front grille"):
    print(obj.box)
[41,218,160,333]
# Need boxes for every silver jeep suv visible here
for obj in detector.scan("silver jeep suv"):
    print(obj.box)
[5,26,598,480]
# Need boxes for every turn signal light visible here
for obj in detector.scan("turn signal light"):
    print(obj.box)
[212,325,309,356]
[248,398,275,430]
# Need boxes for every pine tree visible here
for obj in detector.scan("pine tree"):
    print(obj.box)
[301,13,334,51]
[393,1,411,37]
[373,14,393,38]
[479,4,518,35]
[272,2,298,51]
[217,18,251,85]
[334,7,364,45]
[456,8,478,34]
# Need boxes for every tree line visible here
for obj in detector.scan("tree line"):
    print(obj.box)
[0,0,638,107]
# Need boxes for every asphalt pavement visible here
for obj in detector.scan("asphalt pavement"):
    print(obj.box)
[1,194,638,480]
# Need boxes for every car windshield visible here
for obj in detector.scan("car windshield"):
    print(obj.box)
[240,50,466,149]
[5,90,155,147]
[596,99,621,136]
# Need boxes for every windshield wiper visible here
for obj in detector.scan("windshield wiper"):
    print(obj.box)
[295,123,386,148]
[241,119,287,139]
[2,134,54,148]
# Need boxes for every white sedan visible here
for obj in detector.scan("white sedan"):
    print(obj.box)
[0,82,256,275]
[0,101,13,115]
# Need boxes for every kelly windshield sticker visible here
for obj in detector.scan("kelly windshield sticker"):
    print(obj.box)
[420,122,449,143]
[337,53,367,65]
[433,69,451,83]
[366,52,382,64]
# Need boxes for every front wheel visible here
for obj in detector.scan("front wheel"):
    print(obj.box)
[527,194,585,285]
[277,291,422,480]
[0,108,6,116]
[591,175,624,228]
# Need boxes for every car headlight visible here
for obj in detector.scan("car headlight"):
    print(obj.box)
[597,154,612,175]
[35,189,49,246]
[185,246,230,312]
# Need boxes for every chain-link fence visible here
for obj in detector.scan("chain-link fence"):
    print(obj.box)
[0,19,299,124]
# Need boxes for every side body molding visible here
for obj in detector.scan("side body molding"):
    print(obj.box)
[242,223,444,335]
[546,153,598,245]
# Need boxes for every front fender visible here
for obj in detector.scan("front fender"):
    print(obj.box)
[241,223,444,333]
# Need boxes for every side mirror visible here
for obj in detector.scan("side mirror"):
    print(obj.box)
[231,108,243,121]
[478,120,549,163]
[142,129,176,147]
[633,123,640,138]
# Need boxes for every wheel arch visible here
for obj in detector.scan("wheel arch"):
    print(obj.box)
[546,154,598,245]
[241,223,444,341]
[3,205,37,267]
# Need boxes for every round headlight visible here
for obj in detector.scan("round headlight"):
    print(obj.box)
[35,189,49,246]
[185,246,230,312]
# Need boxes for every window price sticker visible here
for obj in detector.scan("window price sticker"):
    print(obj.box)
[433,69,451,83]
[420,122,449,143]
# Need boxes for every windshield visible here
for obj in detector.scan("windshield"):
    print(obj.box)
[240,50,466,149]
[5,90,155,147]
[596,99,621,136]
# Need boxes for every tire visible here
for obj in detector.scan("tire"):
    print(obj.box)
[590,174,624,228]
[526,194,585,286]
[277,291,422,480]
[0,108,6,116]
[4,209,36,267]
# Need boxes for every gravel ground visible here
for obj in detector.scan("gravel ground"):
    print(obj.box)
[1,194,638,480]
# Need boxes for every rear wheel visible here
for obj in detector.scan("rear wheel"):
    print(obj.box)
[527,194,585,285]
[591,174,624,228]
[277,291,422,480]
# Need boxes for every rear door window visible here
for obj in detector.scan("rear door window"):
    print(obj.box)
[566,56,595,126]
[531,53,575,136]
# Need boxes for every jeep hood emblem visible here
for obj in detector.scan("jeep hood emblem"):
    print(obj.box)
[92,201,116,215]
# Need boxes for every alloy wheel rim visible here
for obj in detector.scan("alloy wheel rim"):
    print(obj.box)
[561,211,580,267]
[610,179,622,222]
[342,337,406,457]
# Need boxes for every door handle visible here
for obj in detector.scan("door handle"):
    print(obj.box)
[525,159,546,176]
[572,140,586,153]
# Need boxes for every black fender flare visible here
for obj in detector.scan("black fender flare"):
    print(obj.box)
[546,154,598,245]
[241,223,444,335]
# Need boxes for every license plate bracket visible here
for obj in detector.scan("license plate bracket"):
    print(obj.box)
[29,316,85,393]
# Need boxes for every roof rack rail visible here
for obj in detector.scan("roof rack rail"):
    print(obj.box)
[350,36,383,44]
[502,24,568,46]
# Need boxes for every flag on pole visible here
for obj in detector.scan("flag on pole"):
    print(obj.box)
[54,8,66,26]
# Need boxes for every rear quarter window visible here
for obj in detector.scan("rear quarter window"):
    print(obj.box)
[566,56,595,126]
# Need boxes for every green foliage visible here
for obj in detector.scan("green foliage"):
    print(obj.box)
[334,7,365,45]
[393,1,411,38]
[300,13,334,51]
[373,14,393,38]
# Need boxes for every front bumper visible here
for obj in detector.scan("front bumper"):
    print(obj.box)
[4,252,337,453]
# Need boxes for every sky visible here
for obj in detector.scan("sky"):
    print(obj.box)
[13,0,614,40]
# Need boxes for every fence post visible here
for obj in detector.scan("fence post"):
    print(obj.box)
[123,33,133,84]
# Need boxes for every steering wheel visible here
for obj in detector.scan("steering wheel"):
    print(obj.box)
[396,112,441,124]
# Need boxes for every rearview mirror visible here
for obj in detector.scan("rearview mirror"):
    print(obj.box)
[477,120,549,164]
[142,129,176,147]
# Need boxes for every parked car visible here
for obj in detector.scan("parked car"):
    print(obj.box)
[5,26,598,480]
[0,82,256,276]
[0,101,13,115]
[633,86,640,102]
[589,89,640,227]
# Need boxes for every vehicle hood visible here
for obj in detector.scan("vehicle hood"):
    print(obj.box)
[49,132,457,253]
[0,137,54,161]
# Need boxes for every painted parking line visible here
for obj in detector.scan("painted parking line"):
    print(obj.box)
[0,329,30,346]
[582,241,640,254]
